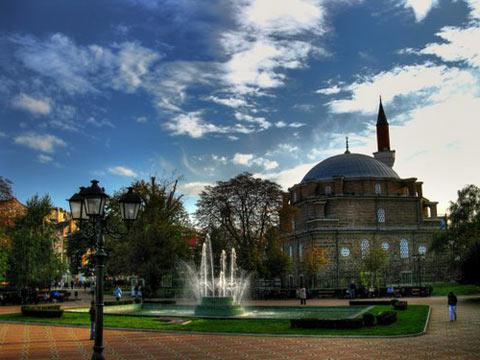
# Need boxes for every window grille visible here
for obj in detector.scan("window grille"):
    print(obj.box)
[382,241,390,251]
[400,239,409,258]
[377,208,386,223]
[418,245,427,255]
[361,239,369,258]
[341,247,350,257]
[375,183,382,195]
[325,186,332,195]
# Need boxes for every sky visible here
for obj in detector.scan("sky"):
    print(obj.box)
[1,0,479,218]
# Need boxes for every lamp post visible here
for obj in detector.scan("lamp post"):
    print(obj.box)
[68,180,142,360]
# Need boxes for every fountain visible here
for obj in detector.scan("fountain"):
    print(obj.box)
[184,236,249,317]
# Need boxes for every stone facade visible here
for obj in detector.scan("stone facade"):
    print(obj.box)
[282,101,448,289]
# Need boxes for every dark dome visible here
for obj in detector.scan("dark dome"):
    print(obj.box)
[302,153,399,182]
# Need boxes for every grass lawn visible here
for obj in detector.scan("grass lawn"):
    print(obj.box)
[0,305,429,336]
[431,282,480,296]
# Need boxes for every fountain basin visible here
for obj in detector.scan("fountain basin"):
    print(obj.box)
[194,296,244,317]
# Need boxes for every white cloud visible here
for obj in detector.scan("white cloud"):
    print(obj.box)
[232,152,279,170]
[232,153,254,165]
[136,116,148,123]
[112,42,160,92]
[289,122,306,128]
[403,0,439,22]
[12,93,51,115]
[316,84,342,95]
[14,133,66,153]
[179,181,213,196]
[37,154,53,164]
[0,131,6,138]
[254,162,316,190]
[86,117,115,128]
[275,121,287,128]
[420,26,480,68]
[234,112,271,129]
[165,112,225,138]
[328,63,476,114]
[108,166,137,177]
[207,96,247,108]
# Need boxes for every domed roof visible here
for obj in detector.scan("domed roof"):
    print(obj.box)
[302,153,399,182]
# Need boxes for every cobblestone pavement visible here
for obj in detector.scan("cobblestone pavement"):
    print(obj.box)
[0,296,479,359]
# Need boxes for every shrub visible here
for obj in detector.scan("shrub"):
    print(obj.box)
[363,312,375,327]
[393,301,408,310]
[143,299,176,305]
[376,311,397,325]
[350,300,393,306]
[21,305,63,318]
[290,318,364,329]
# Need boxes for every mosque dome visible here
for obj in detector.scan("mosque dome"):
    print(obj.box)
[301,153,399,183]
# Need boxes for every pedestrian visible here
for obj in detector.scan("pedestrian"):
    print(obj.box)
[89,301,95,340]
[299,287,307,305]
[114,285,122,301]
[448,291,457,322]
[133,284,139,298]
[349,282,356,299]
[70,280,74,289]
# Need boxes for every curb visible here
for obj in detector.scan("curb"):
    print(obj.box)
[0,305,431,339]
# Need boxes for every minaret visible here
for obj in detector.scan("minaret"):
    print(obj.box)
[373,97,395,167]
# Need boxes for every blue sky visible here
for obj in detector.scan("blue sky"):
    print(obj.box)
[1,0,479,217]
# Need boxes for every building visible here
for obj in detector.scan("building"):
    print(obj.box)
[283,100,447,289]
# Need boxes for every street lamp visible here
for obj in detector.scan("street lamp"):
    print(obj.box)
[68,180,142,360]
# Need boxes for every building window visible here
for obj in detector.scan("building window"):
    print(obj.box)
[292,191,297,203]
[382,241,390,251]
[289,275,294,288]
[377,208,385,223]
[361,239,369,258]
[418,245,427,255]
[400,239,409,258]
[325,186,332,195]
[375,183,382,195]
[299,244,304,260]
[291,219,295,231]
[289,246,293,258]
[341,247,350,257]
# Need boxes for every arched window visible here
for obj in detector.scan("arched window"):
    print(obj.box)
[375,183,382,195]
[325,185,332,195]
[361,239,369,258]
[299,244,304,260]
[418,245,427,255]
[400,239,409,258]
[292,191,297,203]
[377,208,386,223]
[341,247,350,257]
[382,241,390,251]
[289,246,293,258]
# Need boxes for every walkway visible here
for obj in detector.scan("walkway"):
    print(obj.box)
[0,296,479,359]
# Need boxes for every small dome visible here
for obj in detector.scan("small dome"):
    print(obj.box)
[302,153,399,182]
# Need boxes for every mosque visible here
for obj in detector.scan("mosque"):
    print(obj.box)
[283,100,446,289]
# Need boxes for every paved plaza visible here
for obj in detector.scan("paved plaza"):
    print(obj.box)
[0,296,479,359]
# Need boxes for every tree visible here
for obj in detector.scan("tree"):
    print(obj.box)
[432,185,480,283]
[8,195,66,288]
[361,245,388,288]
[0,177,13,201]
[196,173,283,273]
[302,247,328,287]
[0,226,9,282]
[261,227,291,281]
[106,177,190,295]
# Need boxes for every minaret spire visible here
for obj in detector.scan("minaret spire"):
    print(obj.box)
[373,96,395,168]
[344,136,350,154]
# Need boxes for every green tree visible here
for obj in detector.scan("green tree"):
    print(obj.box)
[261,227,291,281]
[196,173,283,273]
[0,226,9,282]
[107,177,190,295]
[302,246,328,288]
[432,184,480,282]
[8,195,66,288]
[361,245,388,288]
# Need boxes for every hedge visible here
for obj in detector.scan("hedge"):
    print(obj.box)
[290,317,364,329]
[393,301,408,310]
[104,300,134,306]
[376,311,397,325]
[21,305,63,318]
[350,299,398,306]
[362,312,375,327]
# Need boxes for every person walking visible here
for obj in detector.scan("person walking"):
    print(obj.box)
[448,291,457,322]
[89,301,95,340]
[299,287,307,305]
[114,285,122,301]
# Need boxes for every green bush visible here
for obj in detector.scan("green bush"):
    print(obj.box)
[363,312,375,327]
[290,318,364,329]
[21,305,63,318]
[376,311,397,325]
[393,301,408,310]
[144,299,176,305]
